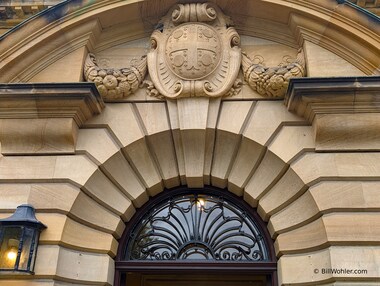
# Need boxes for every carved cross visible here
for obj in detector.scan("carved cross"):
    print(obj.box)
[170,25,217,73]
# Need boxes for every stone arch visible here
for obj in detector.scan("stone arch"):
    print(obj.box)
[1,97,380,285]
[80,99,309,230]
[80,102,295,283]
[0,1,379,285]
[0,0,379,83]
[75,97,380,285]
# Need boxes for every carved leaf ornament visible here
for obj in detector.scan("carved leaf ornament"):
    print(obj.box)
[83,2,306,100]
[241,49,306,97]
[83,53,147,99]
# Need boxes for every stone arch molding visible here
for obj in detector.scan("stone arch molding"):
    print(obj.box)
[83,2,306,100]
[83,97,380,286]
[2,97,380,285]
[0,0,379,84]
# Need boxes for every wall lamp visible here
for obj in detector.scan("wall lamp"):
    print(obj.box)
[0,204,46,274]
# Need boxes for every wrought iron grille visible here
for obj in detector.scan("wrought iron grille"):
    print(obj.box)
[125,193,269,261]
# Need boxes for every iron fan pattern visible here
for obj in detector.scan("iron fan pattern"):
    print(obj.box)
[126,194,269,261]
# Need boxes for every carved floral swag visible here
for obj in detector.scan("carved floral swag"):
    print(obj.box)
[83,3,306,100]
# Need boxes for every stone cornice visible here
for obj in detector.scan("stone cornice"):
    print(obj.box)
[286,76,380,151]
[0,82,104,126]
[343,0,380,18]
[285,76,380,123]
[0,1,62,30]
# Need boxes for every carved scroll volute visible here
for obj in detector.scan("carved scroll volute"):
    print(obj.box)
[242,49,306,98]
[146,3,242,99]
[84,53,147,100]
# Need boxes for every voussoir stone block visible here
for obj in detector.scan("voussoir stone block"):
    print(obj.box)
[102,151,149,208]
[70,192,125,238]
[228,138,264,196]
[84,169,135,220]
[310,181,380,211]
[257,168,306,220]
[276,212,380,256]
[268,190,319,236]
[211,131,241,189]
[268,125,315,163]
[33,213,118,256]
[76,128,119,165]
[85,103,144,147]
[122,138,164,196]
[211,101,254,189]
[269,180,380,236]
[243,149,286,207]
[243,101,304,146]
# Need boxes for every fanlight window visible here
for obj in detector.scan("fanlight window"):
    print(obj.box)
[125,193,269,261]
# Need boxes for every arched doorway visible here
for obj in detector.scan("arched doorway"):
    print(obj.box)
[115,187,277,286]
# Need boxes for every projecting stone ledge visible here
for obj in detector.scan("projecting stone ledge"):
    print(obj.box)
[285,76,380,151]
[0,83,104,155]
[0,1,62,22]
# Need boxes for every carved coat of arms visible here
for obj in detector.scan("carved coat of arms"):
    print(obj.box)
[146,3,242,98]
[83,2,306,100]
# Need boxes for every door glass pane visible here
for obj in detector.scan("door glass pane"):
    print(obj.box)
[126,193,269,261]
[126,274,267,286]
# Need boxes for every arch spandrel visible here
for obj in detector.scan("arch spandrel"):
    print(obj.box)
[75,90,380,285]
[0,0,379,84]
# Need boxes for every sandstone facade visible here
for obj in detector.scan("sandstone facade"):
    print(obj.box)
[0,0,379,285]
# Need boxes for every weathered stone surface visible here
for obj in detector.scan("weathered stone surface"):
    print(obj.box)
[0,83,104,155]
[1,1,380,286]
[30,47,87,83]
[244,101,304,145]
[268,126,314,163]
[269,181,380,236]
[304,41,365,77]
[145,3,242,99]
[257,168,306,221]
[292,152,380,185]
[211,101,254,188]
[242,49,305,98]
[279,246,380,285]
[76,128,119,164]
[34,245,114,284]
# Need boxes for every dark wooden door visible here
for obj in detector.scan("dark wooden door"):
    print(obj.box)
[126,273,267,286]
